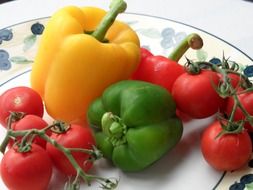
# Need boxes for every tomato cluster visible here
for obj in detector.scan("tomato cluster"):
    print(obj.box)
[133,47,253,172]
[0,87,97,190]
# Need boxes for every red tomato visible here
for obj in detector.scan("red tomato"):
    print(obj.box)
[201,120,252,171]
[224,91,253,132]
[9,115,50,148]
[132,48,185,93]
[46,124,96,176]
[176,109,192,122]
[218,72,242,89]
[172,70,225,119]
[0,86,44,127]
[1,144,53,190]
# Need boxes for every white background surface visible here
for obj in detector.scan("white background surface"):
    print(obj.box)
[0,0,253,59]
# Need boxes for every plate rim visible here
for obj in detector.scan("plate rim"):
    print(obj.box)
[0,11,253,63]
[0,11,251,190]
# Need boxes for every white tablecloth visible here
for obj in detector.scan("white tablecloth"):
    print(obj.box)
[0,0,253,58]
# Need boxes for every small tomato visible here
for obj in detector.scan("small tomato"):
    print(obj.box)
[46,124,96,176]
[172,70,225,119]
[1,144,53,190]
[0,86,44,127]
[224,91,253,132]
[9,114,50,148]
[200,120,252,171]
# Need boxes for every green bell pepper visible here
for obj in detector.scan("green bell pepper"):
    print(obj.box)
[87,80,183,172]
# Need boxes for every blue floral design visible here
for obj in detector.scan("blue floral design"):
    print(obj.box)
[209,57,221,65]
[228,158,253,190]
[23,22,45,51]
[160,27,187,50]
[160,27,175,49]
[243,65,253,77]
[229,174,253,190]
[0,29,13,45]
[0,49,11,70]
[229,182,245,190]
[31,22,44,35]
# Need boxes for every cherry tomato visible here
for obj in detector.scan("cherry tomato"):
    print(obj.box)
[0,86,44,127]
[172,70,225,119]
[1,144,53,190]
[9,114,50,148]
[224,91,253,132]
[218,72,242,89]
[132,47,185,93]
[46,124,96,176]
[201,120,252,171]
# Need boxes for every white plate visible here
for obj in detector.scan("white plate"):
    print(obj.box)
[1,12,253,190]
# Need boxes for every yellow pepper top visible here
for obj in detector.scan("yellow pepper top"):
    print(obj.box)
[30,1,140,124]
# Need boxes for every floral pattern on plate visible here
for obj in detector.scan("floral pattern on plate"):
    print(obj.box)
[0,20,46,85]
[0,13,253,190]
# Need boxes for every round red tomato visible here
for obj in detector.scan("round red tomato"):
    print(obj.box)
[224,90,253,132]
[131,48,185,93]
[46,124,96,176]
[201,120,252,171]
[172,70,225,119]
[0,86,44,127]
[9,114,50,148]
[1,143,53,190]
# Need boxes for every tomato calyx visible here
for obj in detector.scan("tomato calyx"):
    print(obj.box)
[6,111,26,129]
[50,120,70,134]
[184,58,202,74]
[15,141,33,153]
[215,118,244,139]
[184,55,252,98]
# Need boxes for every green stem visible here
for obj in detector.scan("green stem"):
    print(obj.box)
[18,130,34,152]
[69,146,103,161]
[225,86,253,131]
[91,0,127,42]
[225,70,252,89]
[168,33,203,62]
[234,94,253,126]
[0,131,11,154]
[41,134,94,184]
[228,95,238,123]
[101,112,126,140]
[0,122,117,189]
[0,112,22,154]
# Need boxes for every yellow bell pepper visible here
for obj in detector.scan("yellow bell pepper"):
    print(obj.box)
[30,0,140,124]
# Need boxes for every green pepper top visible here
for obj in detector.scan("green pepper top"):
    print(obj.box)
[87,80,183,172]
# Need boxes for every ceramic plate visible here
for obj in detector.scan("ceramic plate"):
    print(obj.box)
[1,13,253,190]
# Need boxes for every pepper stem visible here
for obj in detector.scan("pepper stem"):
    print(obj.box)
[101,112,127,146]
[91,0,127,42]
[101,112,125,137]
[168,33,203,62]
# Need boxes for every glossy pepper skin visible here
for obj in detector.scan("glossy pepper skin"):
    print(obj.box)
[87,80,183,172]
[132,33,203,93]
[30,3,140,124]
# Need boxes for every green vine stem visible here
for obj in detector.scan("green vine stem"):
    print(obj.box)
[0,112,23,153]
[184,59,253,135]
[0,120,118,189]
